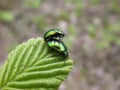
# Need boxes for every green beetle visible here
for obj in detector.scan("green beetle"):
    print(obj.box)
[47,39,68,59]
[44,29,65,42]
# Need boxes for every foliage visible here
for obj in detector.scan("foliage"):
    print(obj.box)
[110,0,120,14]
[0,10,14,22]
[0,38,73,90]
[33,16,47,30]
[24,0,41,9]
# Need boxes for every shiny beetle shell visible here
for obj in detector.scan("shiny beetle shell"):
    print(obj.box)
[47,39,68,58]
[44,29,65,42]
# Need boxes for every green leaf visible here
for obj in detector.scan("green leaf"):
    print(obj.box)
[0,11,14,22]
[90,0,100,5]
[96,41,110,50]
[0,37,73,90]
[0,66,3,76]
[33,16,46,30]
[68,25,77,36]
[88,24,96,38]
[24,0,41,9]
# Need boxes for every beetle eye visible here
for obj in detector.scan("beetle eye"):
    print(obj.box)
[46,38,49,41]
[60,35,63,37]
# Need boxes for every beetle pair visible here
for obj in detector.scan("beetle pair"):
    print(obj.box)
[44,29,68,59]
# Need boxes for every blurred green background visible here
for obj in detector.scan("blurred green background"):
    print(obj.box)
[0,0,120,90]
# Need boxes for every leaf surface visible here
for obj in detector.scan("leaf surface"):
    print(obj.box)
[0,37,73,90]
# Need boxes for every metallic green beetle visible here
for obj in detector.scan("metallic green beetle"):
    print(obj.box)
[44,29,65,42]
[47,39,68,58]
